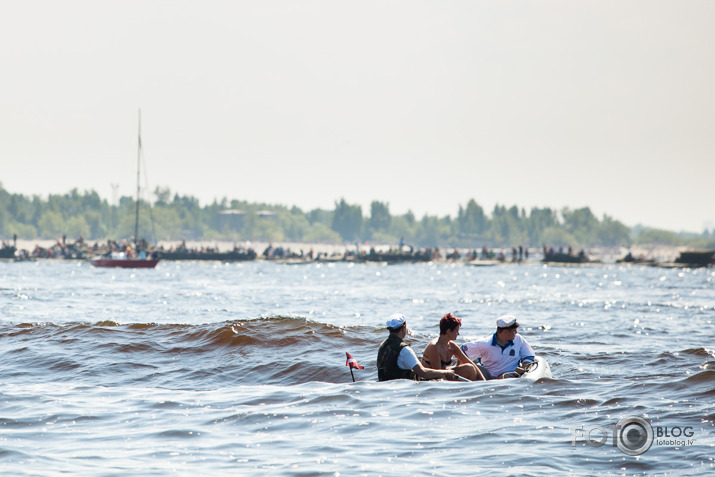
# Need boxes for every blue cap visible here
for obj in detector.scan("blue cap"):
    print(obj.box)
[386,313,406,330]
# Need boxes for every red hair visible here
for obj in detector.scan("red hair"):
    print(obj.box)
[439,313,462,335]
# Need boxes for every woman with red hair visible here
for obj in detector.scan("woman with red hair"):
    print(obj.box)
[421,313,485,381]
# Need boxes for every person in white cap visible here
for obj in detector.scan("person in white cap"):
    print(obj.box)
[376,313,457,382]
[460,315,536,379]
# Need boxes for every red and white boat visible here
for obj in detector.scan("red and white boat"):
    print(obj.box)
[91,252,159,269]
[91,110,160,270]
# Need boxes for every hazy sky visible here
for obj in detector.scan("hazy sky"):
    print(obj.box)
[2,1,713,233]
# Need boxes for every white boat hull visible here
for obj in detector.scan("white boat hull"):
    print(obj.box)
[520,356,552,380]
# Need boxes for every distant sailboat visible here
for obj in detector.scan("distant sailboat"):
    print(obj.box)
[91,110,159,269]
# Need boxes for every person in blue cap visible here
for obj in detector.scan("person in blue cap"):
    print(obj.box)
[376,313,457,382]
[460,315,536,379]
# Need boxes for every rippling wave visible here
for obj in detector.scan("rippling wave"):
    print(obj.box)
[1,316,382,388]
[1,261,712,476]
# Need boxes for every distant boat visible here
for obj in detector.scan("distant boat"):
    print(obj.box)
[0,245,16,259]
[542,251,591,264]
[157,249,257,262]
[91,110,159,269]
[616,252,657,265]
[91,251,158,268]
[674,250,714,267]
[361,249,435,263]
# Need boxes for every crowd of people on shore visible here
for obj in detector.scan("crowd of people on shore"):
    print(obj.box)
[12,236,162,261]
[376,313,537,382]
[13,235,90,260]
[542,244,587,259]
[160,240,255,257]
[262,243,312,260]
[4,238,549,264]
[2,236,612,265]
[445,245,530,262]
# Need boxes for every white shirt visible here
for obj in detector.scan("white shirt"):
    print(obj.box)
[461,333,535,377]
[397,346,420,371]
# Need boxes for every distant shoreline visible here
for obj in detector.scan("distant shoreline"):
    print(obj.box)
[10,239,686,263]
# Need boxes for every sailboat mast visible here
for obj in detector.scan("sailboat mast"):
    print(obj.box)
[135,109,141,247]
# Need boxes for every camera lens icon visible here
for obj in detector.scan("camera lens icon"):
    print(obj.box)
[616,416,654,456]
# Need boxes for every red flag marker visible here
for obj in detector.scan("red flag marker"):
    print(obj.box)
[346,352,363,382]
[346,352,364,370]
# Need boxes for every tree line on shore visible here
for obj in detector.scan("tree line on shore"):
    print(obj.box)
[1,184,713,250]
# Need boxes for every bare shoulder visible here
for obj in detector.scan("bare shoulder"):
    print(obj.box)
[421,340,440,364]
[423,340,437,353]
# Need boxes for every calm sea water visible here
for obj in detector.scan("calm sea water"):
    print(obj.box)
[1,259,713,476]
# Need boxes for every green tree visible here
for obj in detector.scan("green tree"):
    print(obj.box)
[153,207,183,240]
[598,215,631,247]
[332,199,363,241]
[457,199,487,237]
[81,189,103,210]
[8,194,35,225]
[10,221,37,239]
[562,207,598,245]
[540,226,577,248]
[368,201,391,238]
[154,186,172,206]
[114,210,157,242]
[307,208,332,226]
[254,216,284,241]
[280,211,310,241]
[83,210,107,239]
[0,182,669,250]
[634,229,682,246]
[526,207,557,245]
[685,233,715,249]
[37,210,64,238]
[303,223,341,243]
[388,214,417,244]
[489,204,524,246]
[65,216,91,240]
[417,215,451,247]
[0,205,7,238]
[169,194,203,239]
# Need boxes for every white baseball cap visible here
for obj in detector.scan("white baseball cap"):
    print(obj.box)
[496,315,519,328]
[386,313,407,330]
